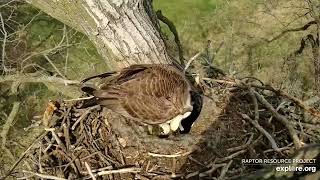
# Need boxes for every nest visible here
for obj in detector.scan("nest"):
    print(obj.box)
[3,77,320,180]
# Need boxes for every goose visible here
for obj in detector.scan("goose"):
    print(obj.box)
[80,64,202,136]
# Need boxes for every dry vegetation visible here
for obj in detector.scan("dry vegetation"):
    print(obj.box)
[1,0,320,179]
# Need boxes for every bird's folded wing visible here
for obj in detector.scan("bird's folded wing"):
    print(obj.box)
[96,91,179,125]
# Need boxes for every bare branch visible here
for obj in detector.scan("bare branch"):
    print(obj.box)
[0,101,20,148]
[268,21,317,43]
[21,170,67,180]
[241,113,280,152]
[0,72,79,85]
[96,167,141,176]
[253,90,302,149]
[156,10,184,66]
[43,54,67,79]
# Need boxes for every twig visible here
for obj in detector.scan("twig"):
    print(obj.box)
[62,124,71,150]
[96,167,141,176]
[218,160,233,180]
[45,128,67,151]
[43,54,67,79]
[0,0,16,8]
[184,52,202,72]
[253,90,302,149]
[198,163,227,178]
[226,133,254,152]
[63,25,69,75]
[148,151,192,158]
[248,87,259,121]
[0,12,10,72]
[249,84,320,119]
[85,162,96,180]
[209,78,320,119]
[241,114,280,152]
[1,101,20,148]
[263,143,293,153]
[268,21,317,43]
[216,149,247,163]
[71,105,99,130]
[0,72,80,85]
[22,170,67,180]
[2,131,48,179]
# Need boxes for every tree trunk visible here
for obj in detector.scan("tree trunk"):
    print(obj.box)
[27,0,171,70]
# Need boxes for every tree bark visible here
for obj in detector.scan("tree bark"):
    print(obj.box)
[27,0,171,70]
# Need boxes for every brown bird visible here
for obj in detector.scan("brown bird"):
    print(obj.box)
[80,64,202,135]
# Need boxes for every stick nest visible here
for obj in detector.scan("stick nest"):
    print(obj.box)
[4,77,320,180]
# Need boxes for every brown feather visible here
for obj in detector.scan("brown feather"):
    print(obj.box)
[81,64,193,125]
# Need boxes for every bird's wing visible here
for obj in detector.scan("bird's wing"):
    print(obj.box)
[95,89,180,124]
[92,64,191,124]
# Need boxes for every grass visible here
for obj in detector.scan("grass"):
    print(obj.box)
[155,0,315,95]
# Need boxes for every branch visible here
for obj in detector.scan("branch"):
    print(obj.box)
[0,12,11,72]
[22,170,67,180]
[0,72,79,85]
[95,167,141,176]
[156,10,184,66]
[268,21,317,43]
[208,78,320,119]
[241,114,280,152]
[43,54,67,79]
[253,90,302,149]
[0,101,20,148]
[2,131,48,179]
[252,84,320,119]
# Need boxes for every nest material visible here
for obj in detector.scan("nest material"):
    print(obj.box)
[4,77,320,180]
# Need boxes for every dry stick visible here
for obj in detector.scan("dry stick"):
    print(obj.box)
[96,167,141,176]
[226,133,254,152]
[198,163,227,178]
[45,128,80,175]
[63,25,69,75]
[263,143,293,153]
[268,21,317,43]
[0,12,10,72]
[241,114,280,152]
[251,84,320,119]
[85,162,96,180]
[1,101,21,148]
[2,131,48,180]
[38,146,43,173]
[0,72,80,85]
[43,55,67,79]
[253,90,302,149]
[45,128,67,151]
[0,0,16,8]
[71,105,100,130]
[63,124,71,150]
[216,149,247,163]
[148,151,192,158]
[248,88,259,121]
[226,135,265,155]
[209,78,320,120]
[21,170,67,180]
[184,51,202,72]
[218,160,233,180]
